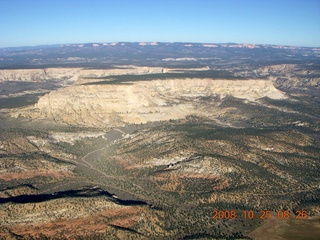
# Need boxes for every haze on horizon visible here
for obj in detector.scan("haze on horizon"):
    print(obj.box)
[0,0,320,48]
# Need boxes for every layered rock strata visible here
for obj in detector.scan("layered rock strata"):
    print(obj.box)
[16,78,285,127]
[0,66,198,83]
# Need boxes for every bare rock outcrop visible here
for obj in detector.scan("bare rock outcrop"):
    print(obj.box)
[14,78,286,127]
[0,66,168,84]
[0,68,81,82]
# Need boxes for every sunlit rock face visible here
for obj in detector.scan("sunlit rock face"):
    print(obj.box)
[2,67,285,127]
[0,68,80,82]
[24,78,285,127]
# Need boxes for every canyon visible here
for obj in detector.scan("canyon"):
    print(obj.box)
[0,42,319,239]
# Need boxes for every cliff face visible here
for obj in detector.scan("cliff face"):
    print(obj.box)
[0,66,169,83]
[2,66,286,127]
[15,78,285,127]
[0,68,80,82]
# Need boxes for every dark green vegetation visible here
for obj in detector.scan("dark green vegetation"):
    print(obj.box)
[0,80,60,109]
[0,93,45,108]
[81,70,239,85]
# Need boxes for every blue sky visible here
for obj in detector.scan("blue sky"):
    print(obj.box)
[0,0,319,47]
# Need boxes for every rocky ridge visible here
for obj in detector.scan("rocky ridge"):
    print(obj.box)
[0,66,208,83]
[2,65,287,127]
[12,77,286,127]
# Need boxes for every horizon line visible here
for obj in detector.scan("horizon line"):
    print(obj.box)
[1,41,319,50]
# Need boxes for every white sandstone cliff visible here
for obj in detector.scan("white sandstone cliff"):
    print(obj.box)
[25,78,286,127]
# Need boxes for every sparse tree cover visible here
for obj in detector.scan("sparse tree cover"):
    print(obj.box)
[0,43,319,239]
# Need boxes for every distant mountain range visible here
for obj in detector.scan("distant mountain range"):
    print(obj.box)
[0,42,319,69]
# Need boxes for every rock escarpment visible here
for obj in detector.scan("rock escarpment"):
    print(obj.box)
[0,66,175,83]
[0,68,80,82]
[17,78,286,127]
